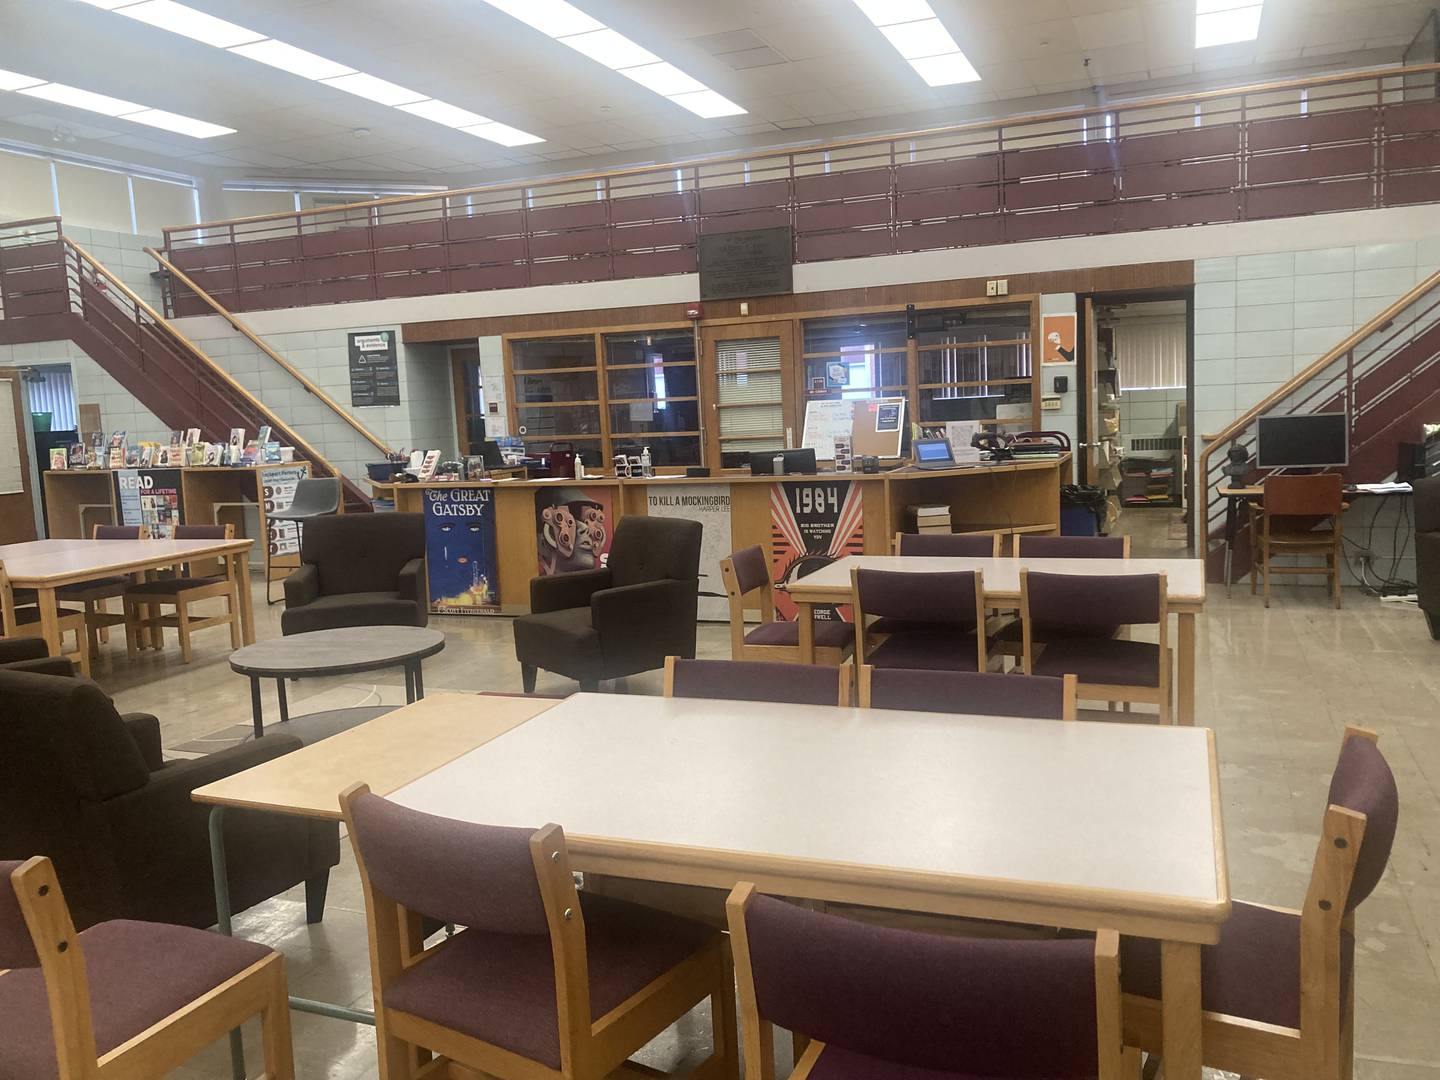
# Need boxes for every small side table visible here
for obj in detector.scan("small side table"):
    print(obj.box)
[229,626,446,738]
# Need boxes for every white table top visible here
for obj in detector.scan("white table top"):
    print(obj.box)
[0,537,252,586]
[391,693,1224,917]
[784,554,1207,607]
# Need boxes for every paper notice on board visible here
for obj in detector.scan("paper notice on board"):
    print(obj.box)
[945,421,982,463]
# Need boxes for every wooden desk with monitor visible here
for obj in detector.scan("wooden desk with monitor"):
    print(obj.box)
[193,689,1226,1080]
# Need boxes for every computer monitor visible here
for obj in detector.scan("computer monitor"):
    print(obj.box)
[1255,413,1348,468]
[479,440,506,468]
[749,448,818,475]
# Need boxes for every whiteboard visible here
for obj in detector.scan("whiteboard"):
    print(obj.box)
[801,399,854,459]
[0,378,22,496]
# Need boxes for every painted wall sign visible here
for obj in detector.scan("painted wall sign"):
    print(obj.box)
[348,330,400,406]
[424,487,501,615]
[646,484,732,620]
[769,479,864,622]
[113,468,183,538]
[535,486,614,576]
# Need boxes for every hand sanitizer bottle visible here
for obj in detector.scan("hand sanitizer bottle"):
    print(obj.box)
[640,446,653,477]
[573,451,585,479]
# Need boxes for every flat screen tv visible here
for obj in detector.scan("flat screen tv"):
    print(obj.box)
[1255,412,1348,468]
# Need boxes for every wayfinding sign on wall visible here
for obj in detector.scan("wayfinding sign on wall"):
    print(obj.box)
[347,331,400,407]
[698,227,793,300]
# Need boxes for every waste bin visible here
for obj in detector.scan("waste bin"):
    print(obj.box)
[1060,484,1107,536]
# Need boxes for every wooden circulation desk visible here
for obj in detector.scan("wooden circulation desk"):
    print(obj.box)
[372,456,1065,615]
[42,464,314,590]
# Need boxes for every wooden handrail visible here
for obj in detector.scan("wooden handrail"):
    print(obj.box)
[169,62,1440,237]
[1195,268,1440,482]
[62,236,352,484]
[145,246,395,458]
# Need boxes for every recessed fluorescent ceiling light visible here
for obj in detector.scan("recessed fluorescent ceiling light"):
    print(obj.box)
[75,0,543,145]
[2,70,233,136]
[320,72,427,106]
[1195,0,1264,47]
[111,0,264,47]
[476,0,744,118]
[852,0,980,86]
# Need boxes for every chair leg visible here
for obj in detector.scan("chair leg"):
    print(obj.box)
[123,601,141,660]
[261,959,297,1080]
[521,663,537,693]
[85,601,101,659]
[714,944,741,1080]
[305,871,329,924]
[1333,543,1343,609]
[228,591,242,649]
[178,603,193,664]
[1263,544,1272,608]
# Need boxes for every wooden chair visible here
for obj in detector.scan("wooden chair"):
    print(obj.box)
[1120,726,1399,1080]
[720,545,853,665]
[1250,473,1344,608]
[123,523,240,664]
[0,855,294,1079]
[1014,534,1131,558]
[340,783,739,1080]
[857,664,1076,720]
[57,524,146,659]
[892,531,1002,556]
[1020,570,1171,723]
[727,881,1134,1080]
[664,655,852,706]
[0,560,90,677]
[852,566,988,671]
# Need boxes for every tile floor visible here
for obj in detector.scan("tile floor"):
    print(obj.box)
[72,542,1440,1080]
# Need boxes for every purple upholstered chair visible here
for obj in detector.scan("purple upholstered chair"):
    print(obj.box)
[60,524,145,658]
[1016,534,1131,558]
[340,785,737,1080]
[0,856,293,1078]
[722,545,854,665]
[666,656,849,706]
[859,665,1076,720]
[123,524,240,663]
[1120,727,1398,1079]
[894,531,1001,557]
[1021,570,1170,723]
[727,882,1130,1080]
[852,567,987,671]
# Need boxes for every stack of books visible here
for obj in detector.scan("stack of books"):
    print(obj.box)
[909,504,952,534]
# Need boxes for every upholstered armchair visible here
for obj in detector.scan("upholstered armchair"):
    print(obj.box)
[282,513,428,635]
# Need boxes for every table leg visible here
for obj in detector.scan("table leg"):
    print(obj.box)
[276,678,290,724]
[1177,612,1196,727]
[413,661,425,700]
[36,585,64,666]
[208,807,248,1080]
[797,601,816,665]
[1223,495,1239,599]
[1161,940,1203,1080]
[404,664,416,704]
[233,552,256,645]
[249,676,264,739]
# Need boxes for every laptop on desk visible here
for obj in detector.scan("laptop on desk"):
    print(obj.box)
[911,438,956,471]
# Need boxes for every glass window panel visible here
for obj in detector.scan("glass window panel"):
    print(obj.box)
[804,351,906,399]
[609,400,699,434]
[919,342,1031,385]
[513,404,602,437]
[604,328,694,365]
[802,311,908,354]
[609,435,701,467]
[608,363,698,400]
[512,369,599,403]
[0,151,57,222]
[914,303,1029,347]
[525,437,604,461]
[133,176,195,235]
[511,335,597,372]
[919,383,1032,423]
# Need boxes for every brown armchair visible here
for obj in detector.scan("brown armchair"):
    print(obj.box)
[282,513,428,635]
[0,669,340,930]
[0,635,75,676]
[513,516,702,692]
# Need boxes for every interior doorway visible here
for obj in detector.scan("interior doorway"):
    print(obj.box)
[1077,290,1194,557]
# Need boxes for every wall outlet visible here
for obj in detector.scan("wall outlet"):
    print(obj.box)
[996,278,1009,295]
[986,280,998,296]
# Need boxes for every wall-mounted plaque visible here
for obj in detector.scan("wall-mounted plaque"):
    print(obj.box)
[698,227,793,300]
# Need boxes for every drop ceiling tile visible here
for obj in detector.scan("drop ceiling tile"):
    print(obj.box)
[1073,8,1146,49]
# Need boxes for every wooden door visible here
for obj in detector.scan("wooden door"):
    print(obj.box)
[0,369,38,543]
[700,321,797,468]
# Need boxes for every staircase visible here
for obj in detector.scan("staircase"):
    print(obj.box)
[1196,270,1440,580]
[0,216,374,513]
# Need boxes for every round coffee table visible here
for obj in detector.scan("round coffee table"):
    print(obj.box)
[230,626,446,738]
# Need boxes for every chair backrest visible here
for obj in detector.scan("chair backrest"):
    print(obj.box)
[1021,570,1163,633]
[173,524,233,540]
[93,525,143,540]
[728,885,1114,1079]
[1323,729,1399,912]
[853,568,981,629]
[895,532,1000,557]
[283,477,341,516]
[0,671,152,923]
[725,545,771,598]
[344,787,550,933]
[0,859,41,969]
[1414,476,1440,534]
[1018,534,1130,559]
[301,513,425,596]
[1264,473,1343,517]
[665,657,848,706]
[608,516,702,587]
[861,666,1075,720]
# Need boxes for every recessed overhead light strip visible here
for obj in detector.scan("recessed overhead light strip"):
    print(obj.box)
[1194,0,1264,47]
[851,0,980,87]
[0,66,234,137]
[74,0,544,145]
[476,0,745,118]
